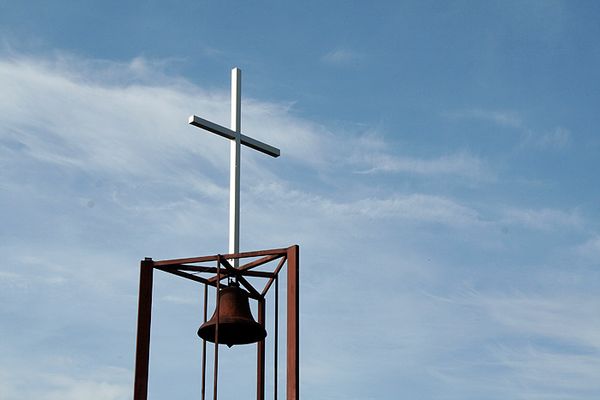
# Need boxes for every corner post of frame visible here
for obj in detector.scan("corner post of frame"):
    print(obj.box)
[134,257,154,400]
[286,245,299,400]
[257,297,266,400]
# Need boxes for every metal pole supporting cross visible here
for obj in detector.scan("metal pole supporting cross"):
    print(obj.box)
[188,68,280,267]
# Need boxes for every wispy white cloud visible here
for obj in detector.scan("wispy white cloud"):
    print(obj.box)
[0,365,131,400]
[356,151,491,180]
[479,293,600,395]
[479,294,600,349]
[321,48,363,66]
[249,182,482,228]
[522,126,571,150]
[443,108,523,128]
[501,206,583,231]
[0,55,334,182]
[538,126,571,149]
[0,53,507,252]
[491,346,600,396]
[443,108,572,152]
[421,289,600,397]
[162,294,198,305]
[353,194,481,225]
[1,54,504,198]
[575,236,600,261]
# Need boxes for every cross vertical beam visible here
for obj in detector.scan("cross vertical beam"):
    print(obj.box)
[230,68,241,267]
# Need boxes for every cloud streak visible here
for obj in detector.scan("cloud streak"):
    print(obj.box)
[443,108,523,128]
[321,48,363,66]
[355,151,491,180]
[443,108,572,151]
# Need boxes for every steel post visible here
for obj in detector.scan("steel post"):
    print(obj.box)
[133,258,154,400]
[286,245,299,400]
[257,299,266,400]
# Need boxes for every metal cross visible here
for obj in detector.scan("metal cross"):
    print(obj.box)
[188,68,280,266]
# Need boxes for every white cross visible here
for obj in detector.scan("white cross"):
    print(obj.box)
[188,68,280,267]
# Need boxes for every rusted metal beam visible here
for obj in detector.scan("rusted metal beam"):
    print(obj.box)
[173,264,275,278]
[234,270,275,278]
[154,266,213,286]
[153,255,220,266]
[274,276,279,400]
[166,264,217,273]
[155,267,233,292]
[208,253,283,284]
[152,248,288,267]
[261,256,287,297]
[218,256,262,300]
[286,245,299,400]
[201,284,208,400]
[239,253,285,271]
[133,258,154,400]
[213,259,221,400]
[226,248,288,259]
[257,298,266,400]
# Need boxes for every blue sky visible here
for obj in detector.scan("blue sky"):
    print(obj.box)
[1,1,600,399]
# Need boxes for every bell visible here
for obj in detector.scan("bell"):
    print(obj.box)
[198,284,266,347]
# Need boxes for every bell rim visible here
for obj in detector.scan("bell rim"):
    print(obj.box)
[197,320,267,345]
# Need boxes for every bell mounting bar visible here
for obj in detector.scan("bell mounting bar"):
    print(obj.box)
[188,115,280,158]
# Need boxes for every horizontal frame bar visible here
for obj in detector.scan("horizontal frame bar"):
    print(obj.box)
[208,253,283,284]
[161,264,275,278]
[152,248,288,267]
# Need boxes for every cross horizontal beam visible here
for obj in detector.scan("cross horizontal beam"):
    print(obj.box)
[188,115,280,158]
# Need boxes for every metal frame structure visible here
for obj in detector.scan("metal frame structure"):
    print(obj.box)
[133,245,299,400]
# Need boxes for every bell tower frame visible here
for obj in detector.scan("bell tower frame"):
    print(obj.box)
[132,245,299,400]
[133,67,298,399]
